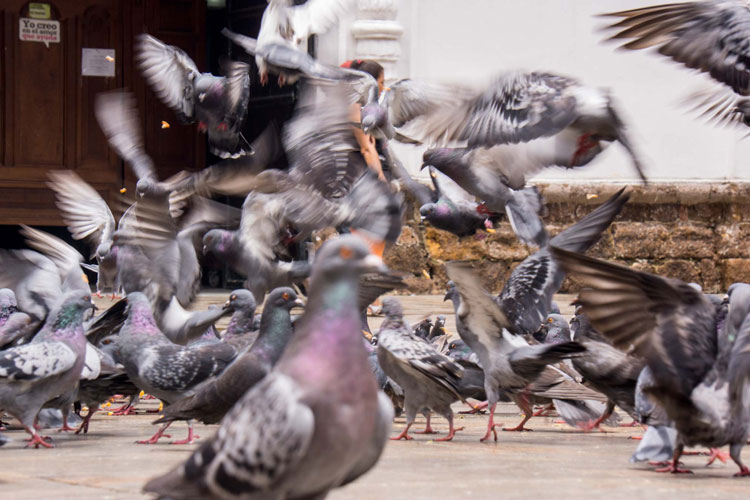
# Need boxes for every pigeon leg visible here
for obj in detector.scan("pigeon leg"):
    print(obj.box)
[619,419,640,427]
[504,394,533,432]
[137,422,172,444]
[480,403,503,442]
[260,71,268,86]
[414,413,438,435]
[23,427,53,449]
[705,448,730,466]
[435,411,463,442]
[391,405,416,440]
[75,404,98,435]
[578,400,615,433]
[729,443,750,477]
[390,422,413,441]
[57,408,77,433]
[170,421,200,445]
[532,403,555,417]
[459,400,488,414]
[655,444,692,474]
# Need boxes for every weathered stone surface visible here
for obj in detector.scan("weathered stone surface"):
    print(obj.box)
[716,223,750,258]
[612,223,671,259]
[722,259,750,289]
[384,225,427,274]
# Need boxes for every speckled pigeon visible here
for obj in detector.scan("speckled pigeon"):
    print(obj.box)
[377,297,467,441]
[600,1,750,130]
[552,248,750,476]
[115,292,237,444]
[565,308,645,430]
[144,234,394,499]
[217,289,260,351]
[137,34,251,158]
[0,291,94,448]
[443,188,628,441]
[155,287,302,426]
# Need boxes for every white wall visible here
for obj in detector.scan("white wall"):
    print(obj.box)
[319,0,750,183]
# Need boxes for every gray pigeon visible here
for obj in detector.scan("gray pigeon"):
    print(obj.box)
[0,312,33,349]
[552,248,750,476]
[566,308,645,430]
[47,170,119,297]
[0,291,94,448]
[443,188,628,441]
[144,234,394,499]
[419,71,646,180]
[154,287,302,425]
[137,34,252,158]
[218,289,260,351]
[377,297,467,441]
[225,0,353,86]
[115,292,237,444]
[600,1,750,129]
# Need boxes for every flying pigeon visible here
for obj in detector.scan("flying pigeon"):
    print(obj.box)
[600,1,750,129]
[0,291,94,448]
[226,0,354,86]
[47,170,119,297]
[143,234,394,499]
[154,287,301,426]
[551,248,750,476]
[137,33,252,157]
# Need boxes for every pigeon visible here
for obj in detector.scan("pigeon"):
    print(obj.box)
[419,71,646,181]
[137,33,252,158]
[218,289,260,350]
[443,188,628,441]
[630,365,678,464]
[115,292,237,444]
[551,248,750,476]
[47,170,119,297]
[411,316,433,340]
[154,287,302,426]
[376,297,467,441]
[0,291,94,448]
[226,0,354,86]
[566,308,646,430]
[600,1,750,129]
[144,234,395,499]
[0,312,33,349]
[202,85,403,300]
[0,226,90,331]
[428,315,448,341]
[389,152,502,237]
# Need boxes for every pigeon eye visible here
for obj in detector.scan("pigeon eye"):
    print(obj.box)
[282,292,290,300]
[547,318,553,323]
[230,295,237,301]
[339,246,353,259]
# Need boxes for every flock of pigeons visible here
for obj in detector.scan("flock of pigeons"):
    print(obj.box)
[2,0,750,498]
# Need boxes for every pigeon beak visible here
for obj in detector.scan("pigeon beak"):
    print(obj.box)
[443,291,452,302]
[203,245,208,255]
[222,300,232,310]
[420,163,430,171]
[361,253,389,274]
[293,298,305,308]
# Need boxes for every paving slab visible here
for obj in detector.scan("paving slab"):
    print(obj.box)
[1,294,747,499]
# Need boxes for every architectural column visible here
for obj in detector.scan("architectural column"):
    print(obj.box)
[350,0,404,79]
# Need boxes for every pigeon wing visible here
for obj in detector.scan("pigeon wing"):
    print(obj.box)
[0,342,77,382]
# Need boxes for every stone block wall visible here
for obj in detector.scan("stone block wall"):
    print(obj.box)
[383,182,750,295]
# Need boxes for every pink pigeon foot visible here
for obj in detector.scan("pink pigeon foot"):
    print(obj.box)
[24,429,54,449]
[734,465,750,477]
[705,448,730,466]
[170,428,199,445]
[435,425,464,442]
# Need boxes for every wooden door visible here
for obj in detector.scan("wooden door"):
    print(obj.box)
[0,0,206,227]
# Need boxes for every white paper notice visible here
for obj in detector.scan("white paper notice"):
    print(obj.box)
[19,18,60,47]
[82,48,116,77]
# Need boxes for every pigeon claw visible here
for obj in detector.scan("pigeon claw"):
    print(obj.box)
[734,466,750,477]
[480,424,502,442]
[414,426,439,435]
[705,448,730,467]
[435,426,464,442]
[25,433,54,449]
[655,462,693,474]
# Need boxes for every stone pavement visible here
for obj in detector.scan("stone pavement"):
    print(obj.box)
[1,294,748,499]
